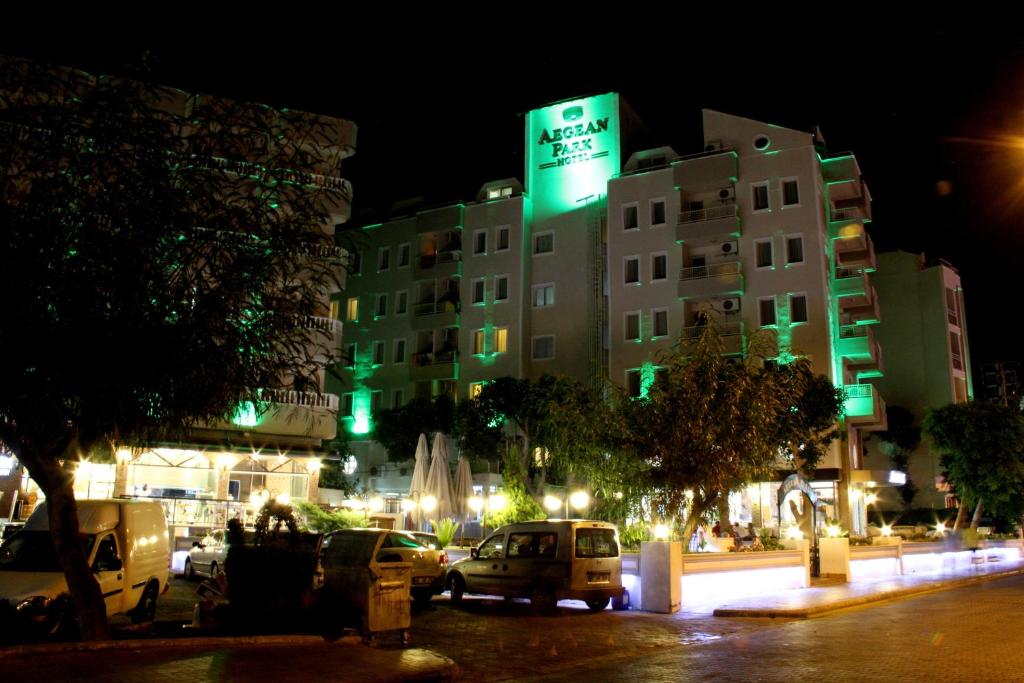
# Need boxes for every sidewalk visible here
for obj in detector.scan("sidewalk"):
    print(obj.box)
[0,635,458,683]
[711,556,1024,618]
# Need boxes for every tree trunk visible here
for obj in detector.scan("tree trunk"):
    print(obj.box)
[717,497,732,534]
[21,452,109,640]
[970,498,984,531]
[952,498,969,531]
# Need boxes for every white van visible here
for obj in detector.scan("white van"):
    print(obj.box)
[0,499,169,630]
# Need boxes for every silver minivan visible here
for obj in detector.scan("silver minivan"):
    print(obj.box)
[446,520,624,612]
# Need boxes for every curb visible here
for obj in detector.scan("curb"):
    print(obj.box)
[713,567,1024,618]
[0,633,361,658]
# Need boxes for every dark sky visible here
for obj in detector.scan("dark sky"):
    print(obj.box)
[5,10,1023,366]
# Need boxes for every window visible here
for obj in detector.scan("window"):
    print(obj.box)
[344,343,356,368]
[473,330,485,355]
[92,534,120,572]
[472,278,486,305]
[374,293,388,318]
[495,275,509,302]
[786,235,804,265]
[790,294,808,323]
[782,178,800,206]
[341,393,354,416]
[469,382,486,399]
[651,252,667,281]
[624,256,640,285]
[532,335,555,360]
[346,297,359,322]
[393,338,407,364]
[478,534,505,559]
[650,199,666,226]
[371,390,383,414]
[752,182,770,212]
[395,290,408,316]
[349,251,362,275]
[392,389,404,409]
[575,528,618,558]
[496,225,510,252]
[625,311,641,341]
[653,308,669,338]
[487,186,513,200]
[494,327,508,353]
[532,283,555,308]
[755,239,773,269]
[626,370,642,398]
[623,204,639,230]
[329,299,340,321]
[373,340,385,366]
[398,243,410,268]
[534,232,554,255]
[759,297,777,326]
[473,229,487,255]
[377,247,390,272]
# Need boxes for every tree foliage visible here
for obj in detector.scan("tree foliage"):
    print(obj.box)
[372,395,454,462]
[0,57,350,638]
[874,405,921,507]
[923,401,1024,526]
[293,500,364,533]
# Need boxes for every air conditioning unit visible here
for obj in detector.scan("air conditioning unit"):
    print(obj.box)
[720,240,739,255]
[705,141,724,152]
[718,187,736,201]
[715,297,741,313]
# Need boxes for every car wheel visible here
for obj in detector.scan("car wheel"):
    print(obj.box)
[585,597,610,612]
[449,575,465,606]
[183,559,194,581]
[530,585,556,615]
[210,562,221,580]
[130,583,159,624]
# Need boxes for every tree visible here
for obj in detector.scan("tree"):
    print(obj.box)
[874,405,922,508]
[923,402,1024,530]
[613,324,837,543]
[373,395,454,462]
[0,57,351,638]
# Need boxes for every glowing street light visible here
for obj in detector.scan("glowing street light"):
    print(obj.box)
[543,495,562,512]
[653,523,670,541]
[420,495,438,513]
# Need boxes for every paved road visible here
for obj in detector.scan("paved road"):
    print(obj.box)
[524,574,1024,683]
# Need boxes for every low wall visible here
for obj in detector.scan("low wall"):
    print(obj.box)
[850,542,902,581]
[902,539,1022,575]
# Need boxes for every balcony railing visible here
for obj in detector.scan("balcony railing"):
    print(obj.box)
[947,308,959,326]
[952,352,964,372]
[844,384,874,400]
[414,300,459,317]
[680,260,741,281]
[831,206,866,223]
[412,350,459,367]
[261,390,339,410]
[678,203,739,225]
[419,250,462,269]
[301,315,343,335]
[839,324,869,340]
[680,321,743,340]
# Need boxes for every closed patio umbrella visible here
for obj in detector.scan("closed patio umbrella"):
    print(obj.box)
[453,456,474,520]
[408,434,430,529]
[425,432,456,521]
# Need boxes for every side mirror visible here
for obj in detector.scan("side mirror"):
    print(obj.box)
[192,541,201,548]
[470,547,479,559]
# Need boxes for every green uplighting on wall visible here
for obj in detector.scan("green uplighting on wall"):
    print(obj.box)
[232,401,260,427]
[640,362,657,399]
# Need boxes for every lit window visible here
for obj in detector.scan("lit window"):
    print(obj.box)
[759,297,777,326]
[487,186,513,200]
[790,294,808,323]
[473,330,485,355]
[653,309,669,337]
[472,278,485,305]
[329,299,341,320]
[650,200,666,226]
[623,204,639,230]
[398,243,410,268]
[495,327,508,353]
[346,297,359,322]
[786,235,804,265]
[532,335,555,360]
[625,312,641,341]
[532,283,555,308]
[782,179,800,206]
[534,232,554,255]
[625,256,640,285]
[469,382,485,399]
[756,240,773,269]
[651,253,667,281]
[495,276,509,302]
[752,182,770,212]
[496,226,510,251]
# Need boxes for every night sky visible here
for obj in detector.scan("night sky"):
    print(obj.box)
[5,11,1023,367]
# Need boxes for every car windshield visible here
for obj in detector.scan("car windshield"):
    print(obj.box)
[0,531,96,572]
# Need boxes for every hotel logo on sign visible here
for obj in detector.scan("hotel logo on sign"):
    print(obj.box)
[536,105,611,169]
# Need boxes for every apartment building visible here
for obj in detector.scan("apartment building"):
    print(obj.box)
[865,251,974,510]
[1,57,357,532]
[341,96,891,532]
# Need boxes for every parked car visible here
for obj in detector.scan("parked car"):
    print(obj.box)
[446,519,624,612]
[322,529,447,604]
[183,529,228,580]
[0,499,169,633]
[411,532,450,566]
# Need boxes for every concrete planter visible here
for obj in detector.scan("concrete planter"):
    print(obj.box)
[639,541,682,613]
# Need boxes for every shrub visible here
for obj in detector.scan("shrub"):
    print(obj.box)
[430,518,461,548]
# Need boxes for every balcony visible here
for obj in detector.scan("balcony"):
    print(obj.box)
[834,268,869,297]
[672,150,739,191]
[675,203,741,244]
[415,204,464,235]
[843,384,887,431]
[204,390,338,441]
[952,351,964,373]
[301,315,343,361]
[411,300,459,330]
[414,249,462,279]
[678,260,743,300]
[410,349,459,382]
[836,272,880,324]
[838,325,883,378]
[680,321,746,355]
[833,225,876,271]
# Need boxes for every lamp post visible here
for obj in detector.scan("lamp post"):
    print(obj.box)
[468,491,505,538]
[542,487,590,519]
